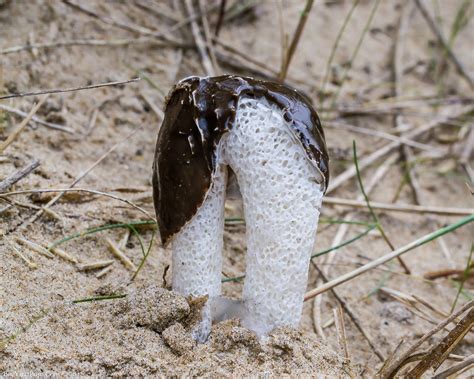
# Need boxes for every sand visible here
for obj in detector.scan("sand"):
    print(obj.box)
[1,0,473,377]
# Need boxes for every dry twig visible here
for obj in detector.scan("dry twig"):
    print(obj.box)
[184,0,215,76]
[279,0,313,81]
[414,0,474,89]
[0,78,139,101]
[0,96,49,152]
[327,108,472,193]
[0,104,74,133]
[433,354,474,379]
[407,307,474,377]
[333,305,349,360]
[311,262,385,362]
[378,300,473,378]
[323,197,474,216]
[0,159,40,192]
[105,237,137,271]
[0,188,155,221]
[304,215,474,301]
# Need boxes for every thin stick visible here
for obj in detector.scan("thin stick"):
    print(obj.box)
[304,214,474,301]
[95,265,113,279]
[323,197,473,216]
[198,0,220,74]
[329,0,381,106]
[0,78,139,100]
[17,129,143,229]
[327,108,472,193]
[105,237,137,271]
[61,0,182,43]
[433,355,474,379]
[0,96,48,152]
[7,239,37,269]
[353,141,411,274]
[0,38,188,55]
[407,307,474,377]
[214,0,227,36]
[0,159,40,192]
[279,0,314,81]
[0,104,74,133]
[311,262,385,362]
[314,155,397,341]
[312,296,326,340]
[392,1,425,205]
[326,121,443,154]
[213,37,280,76]
[414,0,473,89]
[15,237,54,258]
[319,0,360,95]
[333,305,349,359]
[184,0,215,76]
[379,301,473,378]
[119,229,131,250]
[0,188,155,221]
[50,247,78,264]
[77,260,114,271]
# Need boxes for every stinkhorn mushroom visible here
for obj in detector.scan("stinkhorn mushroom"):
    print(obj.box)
[152,75,329,341]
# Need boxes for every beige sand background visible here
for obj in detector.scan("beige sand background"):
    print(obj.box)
[1,0,473,376]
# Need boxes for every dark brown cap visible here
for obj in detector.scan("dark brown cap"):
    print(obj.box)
[153,75,329,246]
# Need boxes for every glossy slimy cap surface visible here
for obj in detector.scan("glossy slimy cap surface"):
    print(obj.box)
[152,75,329,246]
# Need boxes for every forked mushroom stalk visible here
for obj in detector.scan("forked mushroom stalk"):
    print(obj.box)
[153,76,329,341]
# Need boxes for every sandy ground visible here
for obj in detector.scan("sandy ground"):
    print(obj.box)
[0,0,473,377]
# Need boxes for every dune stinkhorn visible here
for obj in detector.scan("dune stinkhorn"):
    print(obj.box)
[152,75,329,341]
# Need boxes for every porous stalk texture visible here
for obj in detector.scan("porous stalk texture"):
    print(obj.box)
[171,97,323,338]
[171,165,227,340]
[222,98,323,336]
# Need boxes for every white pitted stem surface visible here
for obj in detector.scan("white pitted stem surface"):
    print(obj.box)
[172,97,324,341]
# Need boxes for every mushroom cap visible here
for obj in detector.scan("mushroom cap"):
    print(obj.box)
[153,75,329,246]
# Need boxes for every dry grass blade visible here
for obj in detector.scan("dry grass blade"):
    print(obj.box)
[0,188,155,221]
[0,159,40,192]
[279,0,314,81]
[0,38,189,55]
[406,307,474,377]
[61,0,184,44]
[0,78,139,100]
[0,104,74,133]
[379,300,473,378]
[326,121,444,154]
[414,0,473,89]
[77,260,114,271]
[0,95,48,152]
[433,354,474,379]
[198,0,220,74]
[327,108,472,193]
[304,215,474,301]
[15,129,144,230]
[50,247,78,264]
[323,197,474,216]
[105,237,137,271]
[16,237,54,258]
[333,305,349,360]
[319,0,360,96]
[311,262,385,362]
[353,141,411,274]
[184,0,215,76]
[6,238,37,269]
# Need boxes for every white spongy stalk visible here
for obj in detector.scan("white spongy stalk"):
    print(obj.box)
[171,165,227,341]
[221,97,323,336]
